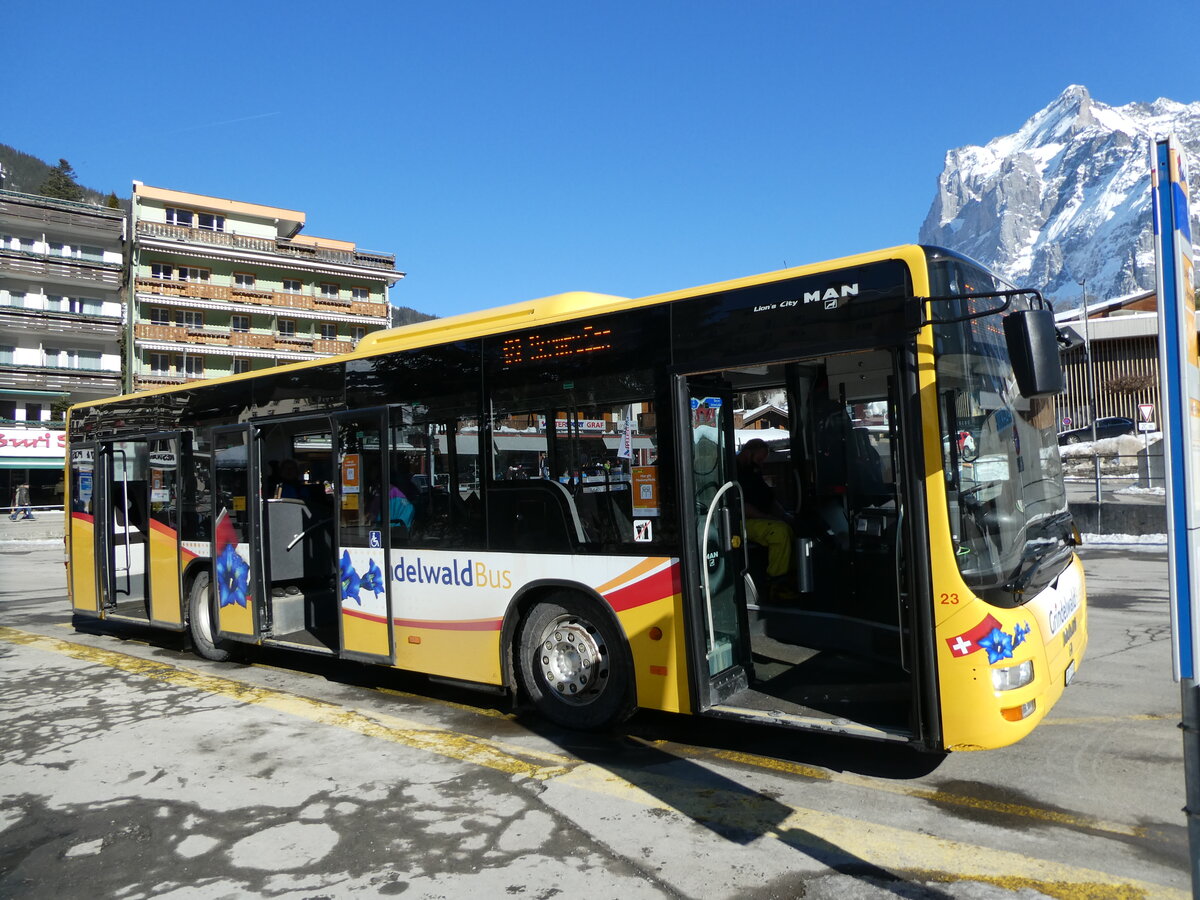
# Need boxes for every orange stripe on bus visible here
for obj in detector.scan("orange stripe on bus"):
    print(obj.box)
[592,557,665,595]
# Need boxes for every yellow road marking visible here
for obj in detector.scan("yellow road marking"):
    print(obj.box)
[0,625,1185,899]
[659,744,1147,840]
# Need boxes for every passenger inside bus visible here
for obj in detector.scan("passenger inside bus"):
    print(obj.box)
[735,438,796,599]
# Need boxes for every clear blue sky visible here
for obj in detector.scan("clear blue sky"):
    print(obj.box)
[4,1,1196,318]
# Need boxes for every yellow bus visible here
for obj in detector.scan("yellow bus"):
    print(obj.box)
[65,245,1087,751]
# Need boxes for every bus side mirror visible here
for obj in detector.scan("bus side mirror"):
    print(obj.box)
[1004,309,1064,398]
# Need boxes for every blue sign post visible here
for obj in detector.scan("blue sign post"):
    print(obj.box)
[1152,134,1200,897]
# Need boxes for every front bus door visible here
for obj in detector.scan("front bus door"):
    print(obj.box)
[679,376,753,706]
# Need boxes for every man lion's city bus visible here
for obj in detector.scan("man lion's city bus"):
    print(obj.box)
[65,245,1087,752]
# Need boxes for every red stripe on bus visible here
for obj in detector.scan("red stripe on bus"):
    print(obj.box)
[342,607,389,624]
[148,519,178,540]
[71,512,95,524]
[390,617,503,632]
[603,562,681,612]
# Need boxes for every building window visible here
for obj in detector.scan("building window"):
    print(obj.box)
[278,319,296,337]
[319,283,340,298]
[283,279,302,293]
[352,326,366,342]
[177,310,204,328]
[319,323,337,340]
[231,315,250,333]
[180,356,204,377]
[234,272,256,288]
[151,263,173,280]
[166,208,194,227]
[149,353,171,375]
[26,402,44,421]
[149,307,171,326]
[62,296,103,316]
[177,266,210,283]
[233,359,251,375]
[351,287,369,301]
[197,212,225,232]
[0,346,15,365]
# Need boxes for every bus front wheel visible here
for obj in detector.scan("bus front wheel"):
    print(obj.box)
[518,595,634,730]
[188,570,236,662]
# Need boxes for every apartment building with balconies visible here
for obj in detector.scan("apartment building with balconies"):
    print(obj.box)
[0,189,125,509]
[128,182,403,391]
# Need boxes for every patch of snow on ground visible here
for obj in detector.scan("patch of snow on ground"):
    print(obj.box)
[1081,532,1167,547]
[1116,485,1166,496]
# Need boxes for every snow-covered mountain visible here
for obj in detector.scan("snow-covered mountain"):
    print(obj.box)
[920,85,1200,307]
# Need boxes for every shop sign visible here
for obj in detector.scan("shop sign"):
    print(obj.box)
[0,427,67,459]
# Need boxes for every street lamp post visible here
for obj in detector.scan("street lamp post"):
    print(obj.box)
[1078,279,1103,514]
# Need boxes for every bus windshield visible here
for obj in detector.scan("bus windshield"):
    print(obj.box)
[928,252,1073,603]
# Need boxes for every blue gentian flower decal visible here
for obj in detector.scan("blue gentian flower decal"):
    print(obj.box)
[360,558,384,597]
[340,550,362,605]
[216,543,250,608]
[1012,621,1030,648]
[978,627,1015,664]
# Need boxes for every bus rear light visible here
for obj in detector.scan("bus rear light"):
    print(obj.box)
[991,659,1033,692]
[1001,700,1036,722]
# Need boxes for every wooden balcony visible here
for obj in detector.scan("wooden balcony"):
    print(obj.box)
[314,339,354,354]
[274,335,315,351]
[231,332,275,348]
[187,328,231,346]
[137,277,230,301]
[134,323,189,341]
[137,277,384,318]
[136,220,398,272]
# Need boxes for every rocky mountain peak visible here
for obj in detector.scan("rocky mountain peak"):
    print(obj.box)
[920,86,1200,307]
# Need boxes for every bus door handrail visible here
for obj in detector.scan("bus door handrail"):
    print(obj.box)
[113,448,131,598]
[700,480,742,655]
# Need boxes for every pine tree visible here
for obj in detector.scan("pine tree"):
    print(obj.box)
[38,159,84,201]
[106,192,120,209]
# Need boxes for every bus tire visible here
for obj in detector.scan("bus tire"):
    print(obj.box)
[518,594,634,730]
[188,570,236,662]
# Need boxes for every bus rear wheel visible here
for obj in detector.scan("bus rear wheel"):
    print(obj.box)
[518,595,634,730]
[188,570,236,662]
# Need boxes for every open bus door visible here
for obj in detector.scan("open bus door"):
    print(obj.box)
[677,352,931,745]
[679,376,755,708]
[145,434,184,629]
[68,443,100,617]
[96,439,150,619]
[210,426,262,643]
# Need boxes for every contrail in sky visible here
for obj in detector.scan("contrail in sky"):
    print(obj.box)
[170,112,283,134]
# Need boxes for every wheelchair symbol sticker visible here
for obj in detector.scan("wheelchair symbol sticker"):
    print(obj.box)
[369,530,382,548]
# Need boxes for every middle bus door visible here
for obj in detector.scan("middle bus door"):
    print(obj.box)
[211,426,263,643]
[145,434,185,629]
[680,376,754,706]
[334,412,394,662]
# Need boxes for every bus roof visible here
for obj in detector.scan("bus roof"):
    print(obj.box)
[72,244,931,411]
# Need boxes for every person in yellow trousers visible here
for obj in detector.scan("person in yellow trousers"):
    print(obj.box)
[735,439,795,599]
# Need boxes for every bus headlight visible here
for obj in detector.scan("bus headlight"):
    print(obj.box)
[991,660,1034,692]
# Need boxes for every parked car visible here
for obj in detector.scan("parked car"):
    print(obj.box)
[1057,416,1135,445]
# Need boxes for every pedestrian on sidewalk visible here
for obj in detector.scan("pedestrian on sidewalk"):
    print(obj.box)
[10,482,34,520]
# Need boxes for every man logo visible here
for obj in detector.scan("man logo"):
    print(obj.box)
[803,283,859,310]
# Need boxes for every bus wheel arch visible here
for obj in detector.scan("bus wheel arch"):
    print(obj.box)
[510,586,636,730]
